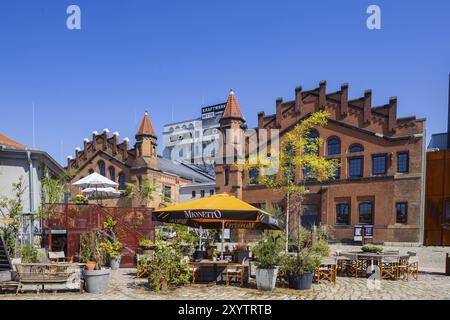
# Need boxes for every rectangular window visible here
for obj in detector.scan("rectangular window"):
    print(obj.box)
[164,186,172,199]
[349,158,363,177]
[200,190,205,198]
[333,160,340,180]
[191,190,196,198]
[224,168,230,186]
[372,155,387,175]
[396,202,408,224]
[359,202,373,225]
[397,153,409,173]
[336,203,350,225]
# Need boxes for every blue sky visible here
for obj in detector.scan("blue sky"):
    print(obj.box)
[1,0,449,165]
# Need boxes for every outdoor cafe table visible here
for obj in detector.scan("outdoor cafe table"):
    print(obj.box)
[190,260,249,284]
[340,252,401,274]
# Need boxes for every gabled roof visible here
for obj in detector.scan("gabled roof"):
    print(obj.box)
[137,112,156,136]
[0,133,27,149]
[222,90,244,120]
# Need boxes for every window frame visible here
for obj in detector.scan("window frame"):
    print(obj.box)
[98,161,106,176]
[397,152,409,173]
[348,157,363,178]
[372,154,388,176]
[358,202,374,225]
[327,137,341,156]
[336,203,350,225]
[349,144,364,153]
[396,202,408,224]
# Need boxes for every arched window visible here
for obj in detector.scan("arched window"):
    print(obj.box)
[327,137,340,156]
[249,168,259,185]
[308,129,319,139]
[349,144,364,153]
[118,172,126,190]
[109,166,116,182]
[98,161,106,176]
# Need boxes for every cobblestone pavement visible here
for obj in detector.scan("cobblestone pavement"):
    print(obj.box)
[1,268,449,300]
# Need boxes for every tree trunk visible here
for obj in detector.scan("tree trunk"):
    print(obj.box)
[285,191,290,253]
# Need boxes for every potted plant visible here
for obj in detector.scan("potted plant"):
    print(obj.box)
[20,245,38,263]
[100,216,123,270]
[79,229,111,294]
[251,233,285,291]
[99,240,123,271]
[282,228,330,290]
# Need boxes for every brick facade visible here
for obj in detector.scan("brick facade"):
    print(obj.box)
[66,113,192,209]
[215,82,425,244]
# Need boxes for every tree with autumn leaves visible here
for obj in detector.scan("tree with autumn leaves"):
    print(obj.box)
[241,110,338,252]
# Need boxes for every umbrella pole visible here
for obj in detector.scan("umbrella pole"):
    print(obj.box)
[221,221,225,261]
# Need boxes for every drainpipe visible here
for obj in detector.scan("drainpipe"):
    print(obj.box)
[419,128,426,246]
[27,150,35,246]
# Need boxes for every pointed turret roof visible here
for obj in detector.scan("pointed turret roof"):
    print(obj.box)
[137,111,156,136]
[222,90,244,121]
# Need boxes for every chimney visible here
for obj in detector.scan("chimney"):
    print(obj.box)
[340,83,349,116]
[295,86,303,113]
[447,74,450,149]
[363,90,372,124]
[388,96,397,132]
[258,112,265,128]
[276,97,283,128]
[318,81,327,110]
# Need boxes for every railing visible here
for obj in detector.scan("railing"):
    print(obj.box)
[42,204,155,267]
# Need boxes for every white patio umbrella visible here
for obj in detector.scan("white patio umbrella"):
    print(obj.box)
[81,187,121,199]
[73,172,118,189]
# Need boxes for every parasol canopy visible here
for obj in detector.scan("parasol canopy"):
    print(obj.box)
[81,187,121,199]
[73,172,118,189]
[153,193,284,230]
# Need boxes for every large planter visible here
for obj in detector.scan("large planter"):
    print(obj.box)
[110,255,122,271]
[83,269,111,294]
[288,272,314,290]
[193,250,205,261]
[255,267,278,291]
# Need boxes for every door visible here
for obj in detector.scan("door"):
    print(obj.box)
[301,205,319,230]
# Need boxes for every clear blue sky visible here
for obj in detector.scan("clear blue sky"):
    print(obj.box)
[1,0,449,165]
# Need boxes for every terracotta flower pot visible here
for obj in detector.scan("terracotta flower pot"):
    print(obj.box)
[86,261,96,271]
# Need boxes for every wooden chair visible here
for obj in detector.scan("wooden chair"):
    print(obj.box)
[406,254,419,281]
[226,259,246,287]
[315,259,337,285]
[49,251,73,264]
[338,254,358,277]
[380,256,399,280]
[397,256,410,280]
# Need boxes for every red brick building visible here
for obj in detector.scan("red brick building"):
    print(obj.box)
[215,82,426,244]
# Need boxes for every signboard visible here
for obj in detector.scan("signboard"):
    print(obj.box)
[201,103,226,120]
[354,225,373,241]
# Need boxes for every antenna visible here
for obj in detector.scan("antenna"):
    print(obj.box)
[32,101,36,148]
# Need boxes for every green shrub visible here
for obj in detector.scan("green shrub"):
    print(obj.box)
[20,245,38,263]
[361,244,383,253]
[146,240,190,291]
[251,233,285,269]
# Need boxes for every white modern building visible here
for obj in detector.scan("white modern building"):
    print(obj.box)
[162,102,226,174]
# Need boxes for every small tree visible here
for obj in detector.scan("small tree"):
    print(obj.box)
[0,177,26,257]
[125,179,158,207]
[242,110,338,252]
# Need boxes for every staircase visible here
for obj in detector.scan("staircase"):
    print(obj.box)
[0,236,12,271]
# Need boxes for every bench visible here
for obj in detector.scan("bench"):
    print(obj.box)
[15,263,82,295]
